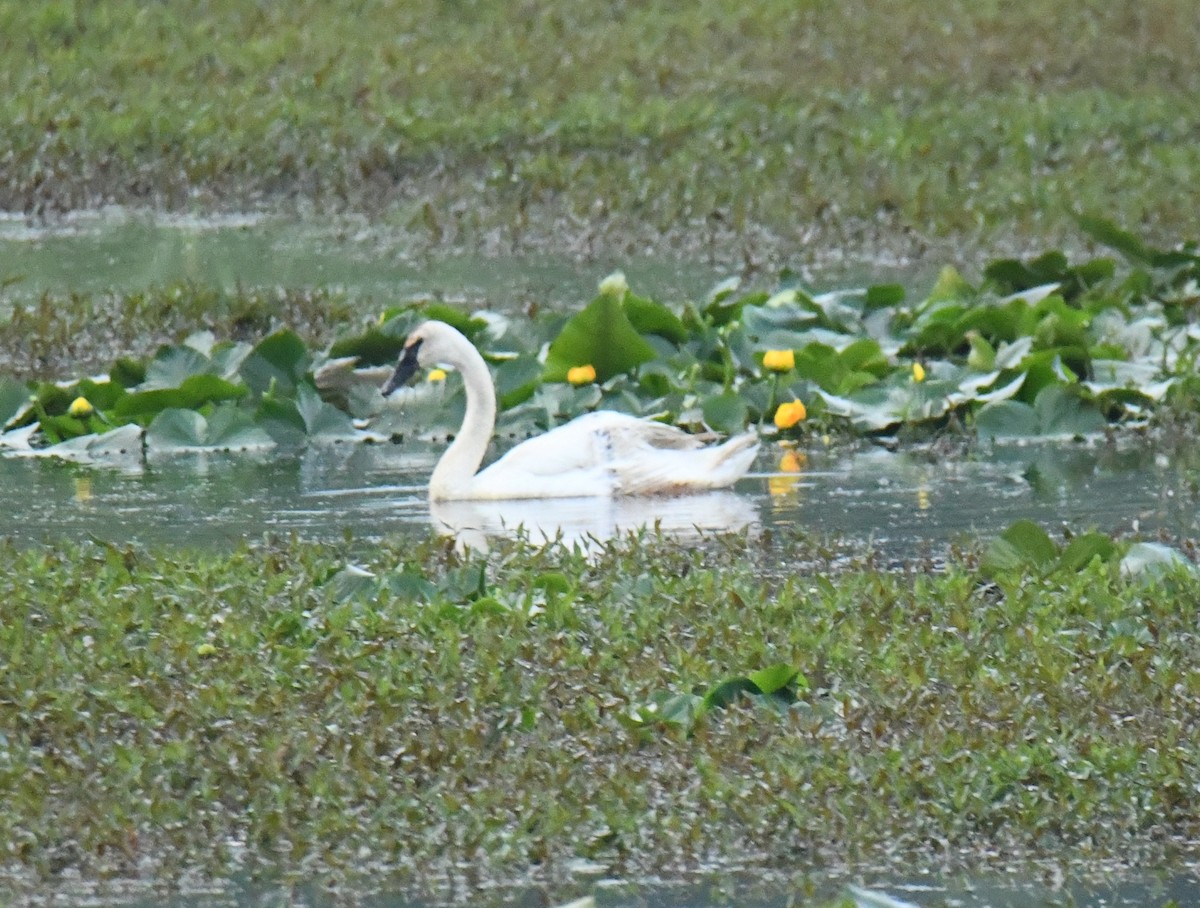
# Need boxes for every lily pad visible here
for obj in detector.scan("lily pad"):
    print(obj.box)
[146,406,275,452]
[544,293,656,382]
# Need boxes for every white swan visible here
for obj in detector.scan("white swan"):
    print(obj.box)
[380,320,760,501]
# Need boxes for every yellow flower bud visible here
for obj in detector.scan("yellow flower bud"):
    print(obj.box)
[598,271,629,299]
[567,364,597,385]
[68,396,94,418]
[427,368,447,382]
[773,400,807,430]
[196,642,217,657]
[762,349,795,372]
[912,362,926,383]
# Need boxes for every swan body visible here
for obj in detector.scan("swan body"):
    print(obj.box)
[381,320,759,501]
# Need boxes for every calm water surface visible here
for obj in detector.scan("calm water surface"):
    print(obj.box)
[2,438,1196,552]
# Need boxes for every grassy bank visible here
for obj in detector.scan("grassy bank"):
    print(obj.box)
[3,2,1200,258]
[1,530,1198,899]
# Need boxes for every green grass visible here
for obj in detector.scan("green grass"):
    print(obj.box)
[3,1,1200,255]
[1,530,1198,898]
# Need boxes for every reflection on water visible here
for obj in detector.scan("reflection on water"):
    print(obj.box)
[57,865,1200,907]
[0,437,1197,552]
[0,210,730,312]
[430,491,758,549]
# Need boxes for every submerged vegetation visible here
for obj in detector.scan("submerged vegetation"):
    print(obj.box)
[1,219,1198,460]
[0,526,1198,898]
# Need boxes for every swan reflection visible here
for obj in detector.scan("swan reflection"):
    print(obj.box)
[429,491,759,549]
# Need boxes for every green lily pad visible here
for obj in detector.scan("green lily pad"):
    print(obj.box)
[146,405,275,452]
[544,293,656,382]
[240,329,310,396]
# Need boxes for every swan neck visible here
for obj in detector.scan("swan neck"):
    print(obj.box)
[429,336,495,498]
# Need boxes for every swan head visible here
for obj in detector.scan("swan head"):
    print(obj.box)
[380,320,470,397]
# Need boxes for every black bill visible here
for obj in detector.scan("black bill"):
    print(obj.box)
[381,339,423,397]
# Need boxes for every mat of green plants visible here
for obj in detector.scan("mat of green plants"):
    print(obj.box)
[4,2,1200,906]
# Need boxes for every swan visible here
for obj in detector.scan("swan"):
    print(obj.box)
[380,320,760,501]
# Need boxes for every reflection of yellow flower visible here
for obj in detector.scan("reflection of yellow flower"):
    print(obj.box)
[912,362,926,383]
[773,400,807,430]
[762,349,795,372]
[567,364,597,385]
[68,396,94,417]
[74,476,92,503]
[769,446,807,496]
[427,368,447,382]
[780,449,806,473]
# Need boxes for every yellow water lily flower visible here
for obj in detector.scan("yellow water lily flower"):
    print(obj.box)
[567,364,597,385]
[427,368,447,382]
[762,349,795,372]
[912,362,926,383]
[68,396,94,418]
[773,399,807,430]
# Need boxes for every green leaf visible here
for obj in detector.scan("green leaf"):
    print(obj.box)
[146,406,275,451]
[623,293,689,344]
[328,327,407,367]
[701,391,747,434]
[748,663,803,695]
[983,519,1058,575]
[112,375,245,422]
[141,344,212,390]
[1032,384,1107,437]
[864,284,905,309]
[1055,532,1118,573]
[495,354,543,410]
[240,329,310,396]
[110,356,146,389]
[296,382,357,439]
[145,408,207,448]
[544,294,657,382]
[701,677,759,712]
[927,265,973,302]
[975,400,1038,440]
[255,397,308,446]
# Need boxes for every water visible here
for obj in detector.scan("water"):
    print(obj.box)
[0,210,732,310]
[3,437,1196,552]
[0,208,941,311]
[42,866,1200,908]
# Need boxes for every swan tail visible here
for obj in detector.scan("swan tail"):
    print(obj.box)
[615,432,759,495]
[701,433,760,488]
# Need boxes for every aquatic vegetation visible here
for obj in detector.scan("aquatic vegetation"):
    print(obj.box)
[0,522,1197,896]
[773,400,808,430]
[1,220,1198,461]
[2,2,1200,257]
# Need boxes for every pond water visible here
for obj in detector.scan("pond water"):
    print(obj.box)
[0,208,935,310]
[51,865,1200,908]
[3,436,1197,553]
